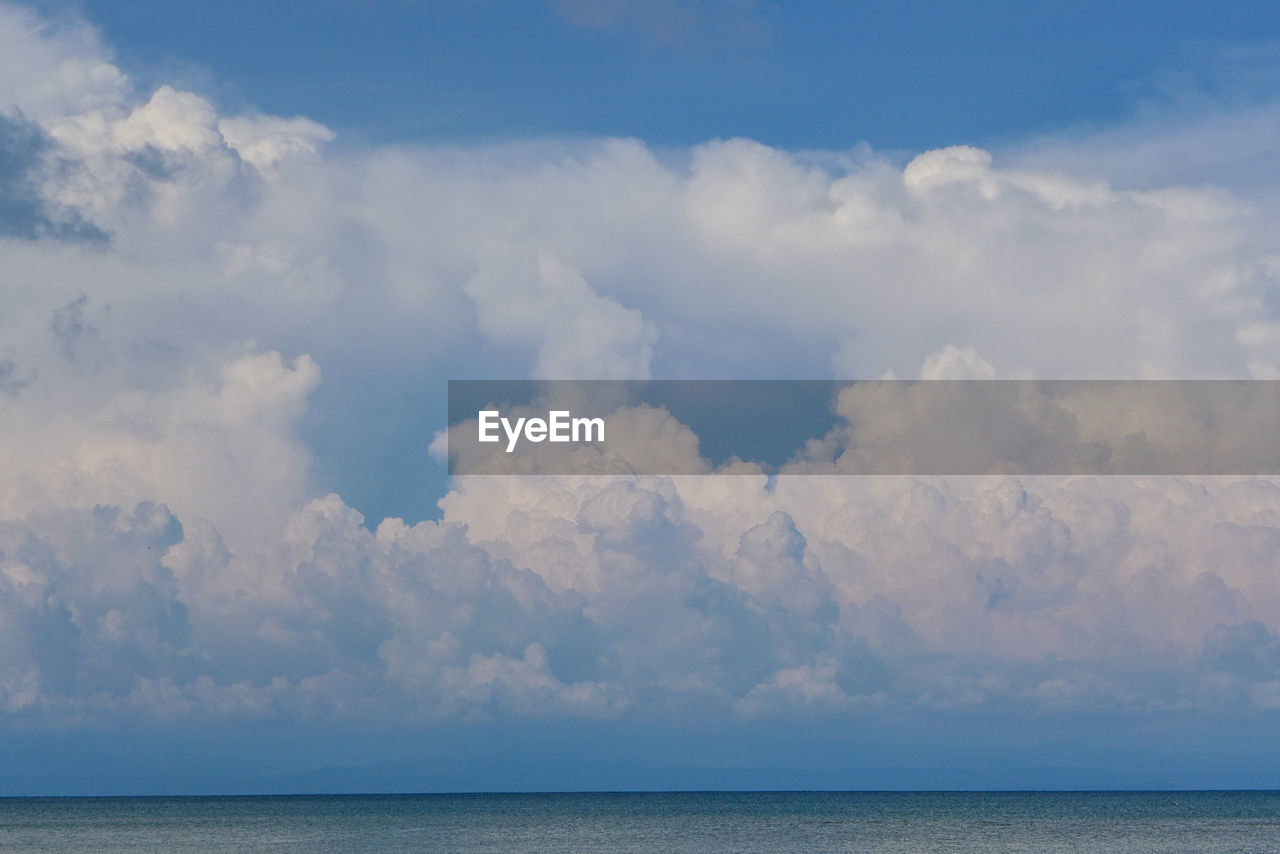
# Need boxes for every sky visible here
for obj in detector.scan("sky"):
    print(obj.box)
[7,0,1280,793]
[27,0,1280,149]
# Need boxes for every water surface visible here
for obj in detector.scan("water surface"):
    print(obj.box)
[2,790,1278,852]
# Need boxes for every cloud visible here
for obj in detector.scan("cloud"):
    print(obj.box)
[9,466,1280,724]
[7,0,1280,731]
[783,381,1280,476]
[4,30,1273,386]
[919,345,998,380]
[217,114,334,172]
[0,341,320,549]
[465,251,658,379]
[0,3,127,119]
[0,111,104,240]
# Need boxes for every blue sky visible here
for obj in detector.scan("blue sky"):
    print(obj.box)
[6,0,1280,794]
[39,0,1280,148]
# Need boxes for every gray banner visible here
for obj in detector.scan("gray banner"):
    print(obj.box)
[445,380,1280,475]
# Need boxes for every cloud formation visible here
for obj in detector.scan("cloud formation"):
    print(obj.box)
[5,1,1280,730]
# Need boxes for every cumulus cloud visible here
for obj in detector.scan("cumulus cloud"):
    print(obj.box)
[0,344,320,549]
[919,345,998,380]
[465,251,657,379]
[783,380,1280,476]
[7,0,1280,731]
[4,23,1274,384]
[6,467,1260,724]
[0,3,126,119]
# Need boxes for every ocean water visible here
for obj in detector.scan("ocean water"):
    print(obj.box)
[1,791,1278,852]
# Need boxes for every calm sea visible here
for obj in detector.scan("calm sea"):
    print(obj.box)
[0,791,1277,852]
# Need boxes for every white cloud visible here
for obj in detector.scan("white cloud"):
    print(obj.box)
[0,3,127,118]
[218,114,335,172]
[919,345,997,380]
[465,251,657,379]
[0,347,319,550]
[7,1,1280,728]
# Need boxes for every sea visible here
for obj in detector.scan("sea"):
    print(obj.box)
[1,790,1278,852]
